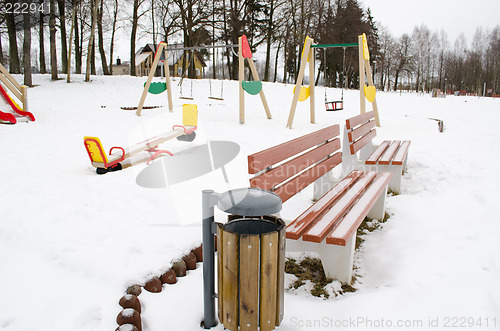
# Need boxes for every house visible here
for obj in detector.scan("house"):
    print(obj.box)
[169,48,207,79]
[111,57,130,75]
[134,43,207,78]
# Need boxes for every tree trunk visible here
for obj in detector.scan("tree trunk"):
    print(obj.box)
[85,0,98,81]
[0,32,4,65]
[130,0,139,76]
[23,0,32,86]
[97,0,110,75]
[74,1,82,74]
[6,12,21,73]
[58,0,68,74]
[263,0,274,82]
[39,0,47,74]
[67,3,77,82]
[109,0,119,74]
[49,0,59,80]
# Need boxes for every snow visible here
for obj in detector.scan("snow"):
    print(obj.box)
[1,74,499,331]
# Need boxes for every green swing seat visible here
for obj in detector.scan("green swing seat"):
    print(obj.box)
[241,81,262,95]
[145,82,167,94]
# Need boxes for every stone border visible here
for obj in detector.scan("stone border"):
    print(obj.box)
[115,245,203,331]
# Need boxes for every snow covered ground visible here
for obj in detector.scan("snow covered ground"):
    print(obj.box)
[1,74,499,331]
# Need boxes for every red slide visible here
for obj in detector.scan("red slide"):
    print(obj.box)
[0,84,35,124]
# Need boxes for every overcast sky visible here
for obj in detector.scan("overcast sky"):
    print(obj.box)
[361,0,500,45]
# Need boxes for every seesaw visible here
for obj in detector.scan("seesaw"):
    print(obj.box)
[84,104,198,175]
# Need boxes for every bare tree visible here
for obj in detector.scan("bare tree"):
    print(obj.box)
[39,0,47,73]
[393,34,411,91]
[49,0,59,80]
[130,0,148,76]
[85,0,98,81]
[58,0,68,73]
[23,0,32,86]
[108,0,120,74]
[97,0,109,75]
[5,3,21,73]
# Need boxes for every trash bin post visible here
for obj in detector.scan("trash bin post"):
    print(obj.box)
[202,189,220,329]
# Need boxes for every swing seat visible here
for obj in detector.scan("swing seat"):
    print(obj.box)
[325,100,343,111]
[242,81,262,95]
[364,86,376,103]
[146,82,167,94]
[293,86,310,101]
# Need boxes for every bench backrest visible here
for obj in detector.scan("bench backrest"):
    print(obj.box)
[247,125,341,203]
[345,111,377,155]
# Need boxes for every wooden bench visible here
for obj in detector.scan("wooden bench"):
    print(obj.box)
[343,111,410,194]
[247,125,392,284]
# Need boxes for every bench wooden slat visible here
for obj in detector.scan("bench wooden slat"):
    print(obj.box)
[273,152,342,203]
[248,125,339,174]
[379,140,400,165]
[392,140,411,165]
[326,172,392,245]
[345,111,375,130]
[347,119,376,143]
[301,171,378,243]
[365,140,390,165]
[249,138,340,191]
[286,170,364,240]
[350,129,376,155]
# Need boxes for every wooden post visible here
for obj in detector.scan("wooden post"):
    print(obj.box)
[358,35,366,115]
[309,48,315,124]
[239,37,245,124]
[364,59,380,126]
[136,42,166,116]
[163,47,173,112]
[21,86,28,111]
[247,59,271,119]
[286,37,313,129]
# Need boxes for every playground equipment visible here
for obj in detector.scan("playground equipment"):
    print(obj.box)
[238,35,272,124]
[178,51,196,100]
[358,33,380,126]
[0,63,35,124]
[85,104,198,174]
[208,47,224,101]
[322,45,350,111]
[136,42,174,116]
[202,188,284,330]
[286,34,380,129]
[286,36,315,129]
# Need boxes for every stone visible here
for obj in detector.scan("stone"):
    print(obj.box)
[116,308,141,331]
[119,294,141,313]
[183,252,197,270]
[115,324,139,331]
[171,260,187,277]
[192,245,203,262]
[160,269,177,285]
[126,285,142,297]
[143,276,162,293]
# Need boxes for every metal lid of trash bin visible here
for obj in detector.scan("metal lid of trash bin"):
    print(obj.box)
[217,188,282,216]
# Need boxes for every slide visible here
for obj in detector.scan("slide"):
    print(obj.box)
[0,84,35,124]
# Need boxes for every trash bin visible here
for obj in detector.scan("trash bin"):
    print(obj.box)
[217,215,285,331]
[202,188,284,331]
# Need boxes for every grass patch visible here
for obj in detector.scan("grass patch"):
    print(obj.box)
[285,256,352,298]
[355,212,391,249]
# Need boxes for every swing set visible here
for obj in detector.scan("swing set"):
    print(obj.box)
[286,34,380,129]
[238,35,272,124]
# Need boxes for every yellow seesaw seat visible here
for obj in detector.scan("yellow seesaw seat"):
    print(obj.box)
[84,104,198,174]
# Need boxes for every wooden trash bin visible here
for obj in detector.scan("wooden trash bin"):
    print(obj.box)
[217,215,285,331]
